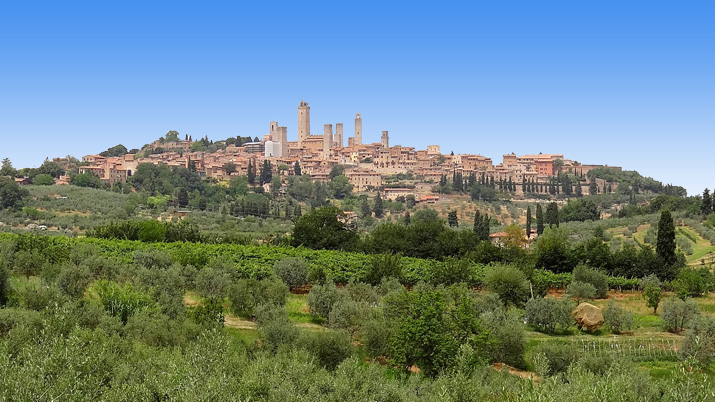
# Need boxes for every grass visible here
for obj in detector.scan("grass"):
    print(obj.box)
[286,293,313,323]
[225,327,260,345]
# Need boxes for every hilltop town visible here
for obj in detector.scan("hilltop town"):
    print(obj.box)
[66,99,622,201]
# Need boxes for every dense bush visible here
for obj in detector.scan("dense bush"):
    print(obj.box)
[566,281,596,304]
[365,253,404,285]
[572,265,608,298]
[298,329,353,370]
[307,282,346,322]
[273,257,308,289]
[228,278,288,318]
[525,297,573,334]
[603,299,634,334]
[680,316,715,367]
[255,304,299,352]
[483,265,530,307]
[532,342,580,375]
[672,268,709,299]
[480,308,526,368]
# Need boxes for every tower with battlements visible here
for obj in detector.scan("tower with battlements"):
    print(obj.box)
[354,113,362,146]
[323,124,333,158]
[334,123,343,148]
[298,100,310,146]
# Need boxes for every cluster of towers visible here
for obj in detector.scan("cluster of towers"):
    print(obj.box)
[265,100,388,159]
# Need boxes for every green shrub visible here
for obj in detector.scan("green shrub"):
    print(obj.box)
[133,249,174,270]
[483,265,530,307]
[525,297,573,334]
[572,265,608,298]
[427,257,472,286]
[362,310,393,358]
[307,282,346,322]
[641,274,663,314]
[0,265,8,306]
[124,312,201,347]
[328,299,370,336]
[255,304,298,352]
[228,278,288,319]
[566,281,596,305]
[672,268,708,299]
[343,280,379,304]
[365,253,403,285]
[680,316,715,367]
[603,299,634,334]
[298,329,353,370]
[661,297,700,333]
[273,257,308,289]
[480,308,526,368]
[56,263,93,299]
[532,342,580,376]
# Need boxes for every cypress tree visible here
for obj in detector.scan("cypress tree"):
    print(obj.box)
[481,214,490,240]
[361,198,371,218]
[473,210,482,235]
[546,202,559,228]
[526,206,532,238]
[0,265,8,306]
[702,189,713,216]
[536,204,545,235]
[293,161,302,176]
[448,210,458,227]
[373,193,384,218]
[656,209,677,266]
[404,210,411,226]
[589,180,597,195]
[247,160,256,185]
[177,188,189,208]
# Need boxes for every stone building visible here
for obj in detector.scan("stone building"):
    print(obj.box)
[334,123,343,148]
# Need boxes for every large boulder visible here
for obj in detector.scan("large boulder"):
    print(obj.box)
[572,303,604,333]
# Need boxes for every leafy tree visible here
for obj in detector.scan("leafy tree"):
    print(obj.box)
[373,193,384,218]
[572,265,608,298]
[560,199,599,222]
[502,224,527,249]
[526,206,532,238]
[228,278,288,318]
[661,297,700,333]
[484,265,530,307]
[672,268,708,299]
[223,162,237,176]
[603,299,633,334]
[642,274,663,314]
[329,175,353,199]
[656,209,677,266]
[427,257,472,286]
[534,227,573,273]
[255,304,298,352]
[99,144,128,157]
[291,206,358,250]
[298,330,353,370]
[71,172,102,188]
[566,281,596,305]
[273,258,308,289]
[525,297,573,334]
[0,158,17,178]
[385,284,494,376]
[680,316,715,367]
[447,210,458,227]
[32,173,55,186]
[0,177,29,209]
[307,282,346,322]
[536,204,545,235]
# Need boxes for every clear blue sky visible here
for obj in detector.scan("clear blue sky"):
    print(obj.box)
[1,0,713,195]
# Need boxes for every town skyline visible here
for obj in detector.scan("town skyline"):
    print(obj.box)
[2,1,713,194]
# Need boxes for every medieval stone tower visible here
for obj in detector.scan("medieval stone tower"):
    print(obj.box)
[354,113,362,146]
[298,100,310,145]
[381,131,389,148]
[334,123,343,148]
[323,124,333,158]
